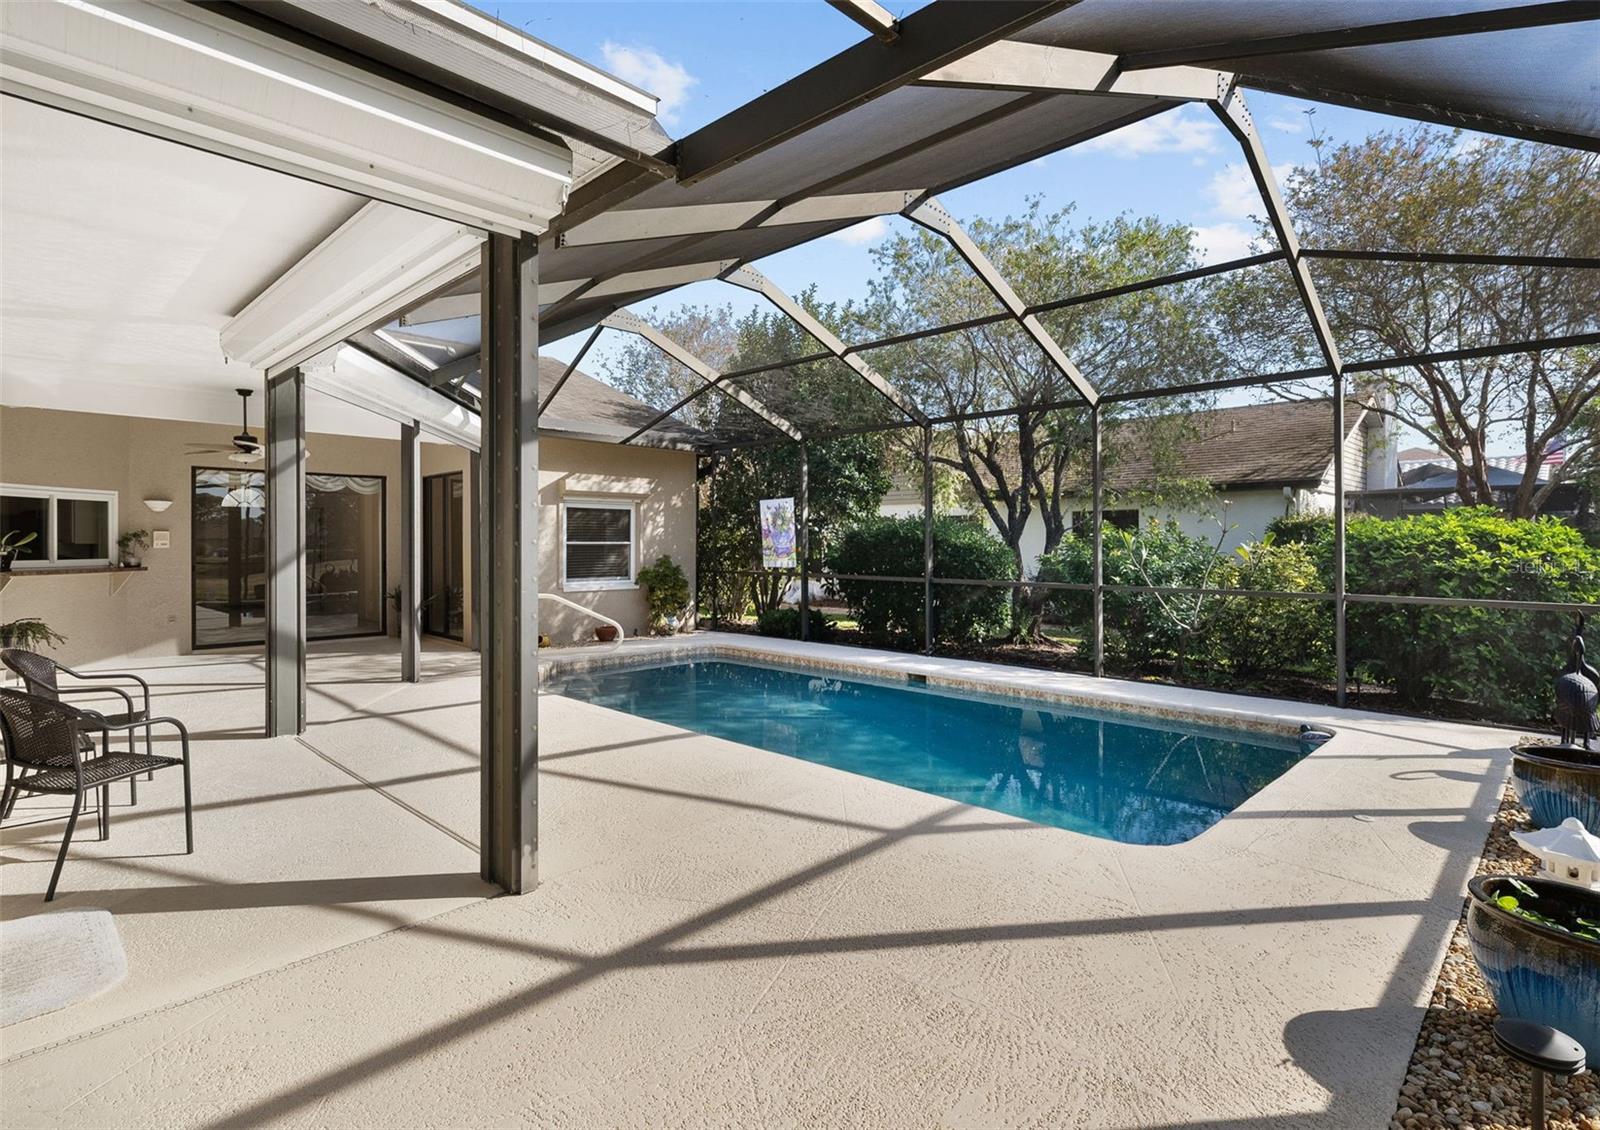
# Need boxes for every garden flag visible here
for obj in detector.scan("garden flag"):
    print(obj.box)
[759,497,796,569]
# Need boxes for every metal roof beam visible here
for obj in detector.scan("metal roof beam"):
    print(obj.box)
[540,325,602,414]
[904,195,1099,406]
[826,0,900,43]
[920,42,1219,101]
[720,264,928,425]
[599,310,803,441]
[425,350,482,388]
[674,0,1068,184]
[1121,2,1600,71]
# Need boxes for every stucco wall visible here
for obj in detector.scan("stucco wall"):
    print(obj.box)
[0,405,405,665]
[1,406,698,663]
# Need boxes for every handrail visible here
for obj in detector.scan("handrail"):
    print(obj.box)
[539,592,626,641]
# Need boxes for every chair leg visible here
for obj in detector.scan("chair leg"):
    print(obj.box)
[181,758,193,854]
[0,782,12,825]
[99,786,109,841]
[45,793,84,902]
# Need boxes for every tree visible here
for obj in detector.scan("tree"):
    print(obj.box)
[846,200,1225,636]
[1222,126,1600,517]
[601,299,892,617]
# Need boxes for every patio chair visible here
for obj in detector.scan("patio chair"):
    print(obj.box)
[0,689,192,902]
[1,649,153,806]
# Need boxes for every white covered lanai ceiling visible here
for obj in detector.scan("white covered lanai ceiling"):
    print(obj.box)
[0,98,398,435]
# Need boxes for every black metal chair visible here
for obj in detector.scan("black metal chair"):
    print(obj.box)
[1,648,153,807]
[0,688,192,901]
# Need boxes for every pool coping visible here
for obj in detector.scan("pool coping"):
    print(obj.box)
[539,632,1334,741]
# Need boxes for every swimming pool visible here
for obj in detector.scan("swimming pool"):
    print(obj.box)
[546,659,1311,845]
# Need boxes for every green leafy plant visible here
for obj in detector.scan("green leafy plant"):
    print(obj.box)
[117,528,151,565]
[755,607,836,642]
[825,515,1014,646]
[0,618,67,651]
[0,529,39,566]
[1209,536,1331,680]
[1494,878,1600,943]
[637,555,690,632]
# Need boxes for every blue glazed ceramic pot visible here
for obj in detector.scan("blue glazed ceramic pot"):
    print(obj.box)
[1467,875,1599,1056]
[1512,743,1600,831]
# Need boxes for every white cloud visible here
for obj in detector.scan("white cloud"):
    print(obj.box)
[600,42,697,128]
[826,216,889,246]
[1079,106,1219,158]
[1268,115,1306,134]
[1191,223,1254,265]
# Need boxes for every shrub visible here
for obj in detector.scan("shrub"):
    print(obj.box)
[1037,520,1223,666]
[637,555,690,631]
[755,606,836,642]
[1265,512,1333,547]
[1337,508,1600,720]
[825,516,1014,646]
[1210,538,1331,680]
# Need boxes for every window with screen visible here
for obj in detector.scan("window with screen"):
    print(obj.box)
[563,501,634,589]
[0,484,117,566]
[1071,508,1140,534]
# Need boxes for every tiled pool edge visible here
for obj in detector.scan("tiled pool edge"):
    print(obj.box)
[538,634,1312,741]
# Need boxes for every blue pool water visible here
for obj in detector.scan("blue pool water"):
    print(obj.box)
[546,660,1310,845]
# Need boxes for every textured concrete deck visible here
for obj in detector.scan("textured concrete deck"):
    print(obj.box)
[0,634,1522,1127]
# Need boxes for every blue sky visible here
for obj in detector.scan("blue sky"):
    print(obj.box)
[502,2,1454,396]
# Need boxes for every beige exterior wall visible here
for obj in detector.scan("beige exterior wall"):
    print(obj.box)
[1,406,697,664]
[419,436,699,646]
[0,406,405,666]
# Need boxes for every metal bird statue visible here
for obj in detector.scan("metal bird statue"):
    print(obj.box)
[1554,614,1600,749]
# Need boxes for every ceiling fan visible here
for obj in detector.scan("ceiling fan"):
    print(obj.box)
[187,388,263,463]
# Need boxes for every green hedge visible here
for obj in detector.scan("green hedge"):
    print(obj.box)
[824,516,1015,646]
[755,607,836,642]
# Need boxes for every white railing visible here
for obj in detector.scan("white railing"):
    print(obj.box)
[538,592,625,644]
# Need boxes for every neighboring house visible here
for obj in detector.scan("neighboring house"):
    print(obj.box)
[0,357,698,662]
[880,398,1394,574]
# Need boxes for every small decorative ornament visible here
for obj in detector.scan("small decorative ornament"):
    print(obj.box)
[1511,817,1600,891]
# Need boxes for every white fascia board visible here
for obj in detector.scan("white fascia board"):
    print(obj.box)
[0,0,572,235]
[222,201,483,376]
[309,345,482,451]
[556,191,923,248]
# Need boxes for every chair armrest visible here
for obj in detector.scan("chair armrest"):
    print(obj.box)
[62,669,152,715]
[83,714,191,758]
[53,684,137,715]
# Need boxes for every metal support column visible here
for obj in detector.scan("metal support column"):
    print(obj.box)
[399,420,422,683]
[264,368,306,736]
[478,231,540,894]
[797,443,810,641]
[1333,382,1348,706]
[1091,403,1104,679]
[922,424,935,655]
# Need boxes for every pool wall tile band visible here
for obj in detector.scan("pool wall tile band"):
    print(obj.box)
[539,638,1312,741]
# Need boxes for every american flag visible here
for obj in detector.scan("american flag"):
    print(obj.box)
[1502,438,1567,473]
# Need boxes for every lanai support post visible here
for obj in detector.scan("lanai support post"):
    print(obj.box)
[468,449,481,652]
[399,420,422,683]
[478,231,540,894]
[923,424,934,655]
[1091,402,1104,679]
[264,367,306,736]
[798,443,810,641]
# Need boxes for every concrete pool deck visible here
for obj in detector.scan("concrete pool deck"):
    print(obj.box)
[0,633,1526,1127]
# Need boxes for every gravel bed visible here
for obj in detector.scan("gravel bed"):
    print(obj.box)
[1390,785,1599,1130]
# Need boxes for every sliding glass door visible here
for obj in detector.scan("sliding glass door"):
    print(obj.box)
[192,468,386,649]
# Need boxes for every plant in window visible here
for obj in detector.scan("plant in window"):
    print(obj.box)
[637,555,690,635]
[0,617,66,651]
[0,530,39,572]
[117,529,151,567]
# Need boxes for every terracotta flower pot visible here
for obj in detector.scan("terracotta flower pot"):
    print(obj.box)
[1513,741,1600,831]
[594,625,619,643]
[1466,875,1600,1055]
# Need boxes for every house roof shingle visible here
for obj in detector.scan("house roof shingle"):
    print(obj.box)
[536,356,707,448]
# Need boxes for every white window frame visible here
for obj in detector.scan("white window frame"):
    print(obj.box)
[560,498,637,591]
[0,482,119,568]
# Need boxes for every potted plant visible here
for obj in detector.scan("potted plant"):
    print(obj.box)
[1466,875,1600,1055]
[636,555,689,636]
[0,618,67,652]
[1513,739,1600,831]
[0,529,39,572]
[594,623,620,643]
[117,529,151,568]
